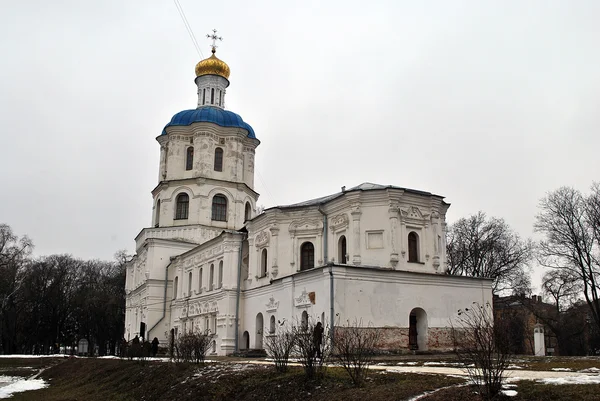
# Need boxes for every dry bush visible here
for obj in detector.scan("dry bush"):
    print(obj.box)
[451,302,512,400]
[292,317,330,380]
[174,331,214,364]
[333,318,381,386]
[263,321,296,373]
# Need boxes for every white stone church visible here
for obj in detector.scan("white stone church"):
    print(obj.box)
[124,38,492,355]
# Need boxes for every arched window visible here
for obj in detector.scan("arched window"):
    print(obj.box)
[202,88,206,105]
[211,195,227,221]
[209,264,214,291]
[408,232,419,263]
[155,199,160,227]
[173,276,178,299]
[260,249,268,277]
[338,235,347,264]
[175,193,189,220]
[198,268,203,293]
[270,315,276,334]
[301,311,308,331]
[244,202,251,222]
[214,147,223,172]
[188,272,192,296]
[211,88,215,104]
[185,147,194,171]
[300,242,314,270]
[218,261,223,288]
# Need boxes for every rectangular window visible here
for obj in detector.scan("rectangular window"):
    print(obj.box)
[202,88,206,105]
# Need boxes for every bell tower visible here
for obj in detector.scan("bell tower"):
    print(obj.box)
[151,30,260,232]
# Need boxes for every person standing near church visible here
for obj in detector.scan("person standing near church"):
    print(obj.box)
[313,322,324,359]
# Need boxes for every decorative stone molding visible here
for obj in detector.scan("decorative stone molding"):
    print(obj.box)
[265,296,279,312]
[400,206,431,221]
[294,289,313,308]
[289,219,322,235]
[329,214,349,232]
[255,230,269,247]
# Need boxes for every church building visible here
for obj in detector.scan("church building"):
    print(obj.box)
[124,32,493,355]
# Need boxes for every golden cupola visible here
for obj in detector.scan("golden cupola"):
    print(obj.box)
[195,48,230,80]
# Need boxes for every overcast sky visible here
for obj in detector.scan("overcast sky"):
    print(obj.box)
[1,1,598,290]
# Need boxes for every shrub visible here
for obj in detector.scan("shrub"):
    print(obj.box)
[264,321,296,373]
[333,319,380,386]
[173,331,214,364]
[451,302,512,400]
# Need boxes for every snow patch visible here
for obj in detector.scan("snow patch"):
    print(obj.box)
[501,389,518,397]
[578,367,600,373]
[551,368,572,372]
[396,361,418,366]
[540,375,600,385]
[0,379,48,398]
[507,365,524,369]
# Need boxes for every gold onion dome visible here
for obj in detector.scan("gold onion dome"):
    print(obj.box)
[195,49,230,79]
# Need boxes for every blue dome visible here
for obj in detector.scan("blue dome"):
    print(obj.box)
[162,107,256,139]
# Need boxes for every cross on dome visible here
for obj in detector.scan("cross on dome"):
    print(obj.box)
[206,29,223,54]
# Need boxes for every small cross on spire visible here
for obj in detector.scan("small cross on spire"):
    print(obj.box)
[206,29,223,54]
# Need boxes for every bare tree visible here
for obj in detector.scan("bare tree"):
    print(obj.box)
[451,302,512,400]
[535,184,600,331]
[333,318,380,386]
[447,211,533,294]
[0,224,33,353]
[264,320,296,373]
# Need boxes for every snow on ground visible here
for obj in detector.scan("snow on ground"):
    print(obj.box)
[539,375,600,385]
[578,367,600,373]
[501,389,518,396]
[0,355,65,359]
[0,379,48,398]
[396,361,418,366]
[551,368,573,372]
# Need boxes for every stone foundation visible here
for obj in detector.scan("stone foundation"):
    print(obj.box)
[334,326,455,353]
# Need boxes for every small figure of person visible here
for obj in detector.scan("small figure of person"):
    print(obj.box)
[132,335,140,345]
[151,337,159,357]
[313,322,324,359]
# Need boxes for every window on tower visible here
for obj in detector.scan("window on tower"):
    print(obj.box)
[175,193,189,220]
[211,88,215,104]
[202,88,206,105]
[211,195,228,221]
[214,147,223,171]
[244,202,251,222]
[408,232,420,263]
[185,147,194,171]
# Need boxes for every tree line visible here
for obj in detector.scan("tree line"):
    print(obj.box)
[0,224,126,355]
[446,182,600,355]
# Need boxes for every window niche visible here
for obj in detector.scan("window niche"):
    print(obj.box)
[214,147,223,172]
[260,249,268,277]
[185,146,194,171]
[408,231,420,263]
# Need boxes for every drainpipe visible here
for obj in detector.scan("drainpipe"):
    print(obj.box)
[234,233,246,353]
[318,206,334,345]
[147,261,171,338]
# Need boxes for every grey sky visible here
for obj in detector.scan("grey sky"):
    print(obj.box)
[1,1,598,291]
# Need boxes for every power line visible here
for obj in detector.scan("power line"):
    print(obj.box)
[173,0,203,59]
[256,169,277,206]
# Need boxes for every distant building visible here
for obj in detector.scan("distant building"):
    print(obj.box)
[494,295,559,355]
[124,36,493,355]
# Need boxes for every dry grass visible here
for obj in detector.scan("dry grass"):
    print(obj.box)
[8,358,464,401]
